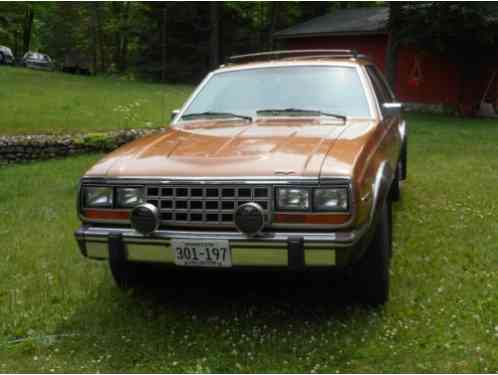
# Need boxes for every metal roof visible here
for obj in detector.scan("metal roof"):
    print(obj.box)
[274,7,389,39]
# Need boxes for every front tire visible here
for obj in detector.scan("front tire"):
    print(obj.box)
[390,163,402,202]
[400,142,408,181]
[352,200,392,307]
[0,52,4,65]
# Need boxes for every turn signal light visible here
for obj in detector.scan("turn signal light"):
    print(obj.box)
[83,209,129,221]
[274,213,350,225]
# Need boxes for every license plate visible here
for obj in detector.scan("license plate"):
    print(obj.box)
[171,239,231,267]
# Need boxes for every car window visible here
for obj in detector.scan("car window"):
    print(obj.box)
[366,65,395,104]
[366,66,388,105]
[182,66,372,119]
[372,66,395,101]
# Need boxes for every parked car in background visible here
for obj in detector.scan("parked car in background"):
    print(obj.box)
[0,46,15,65]
[75,50,407,307]
[62,51,91,75]
[22,51,54,70]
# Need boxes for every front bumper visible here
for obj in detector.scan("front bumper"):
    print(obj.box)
[74,225,370,269]
[25,62,52,70]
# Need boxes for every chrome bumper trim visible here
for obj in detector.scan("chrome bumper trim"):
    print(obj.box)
[75,225,367,246]
[75,225,368,267]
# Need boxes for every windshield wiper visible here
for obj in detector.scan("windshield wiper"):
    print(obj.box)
[256,108,347,123]
[181,111,252,122]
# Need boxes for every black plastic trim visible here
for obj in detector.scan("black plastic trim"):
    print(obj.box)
[287,236,305,269]
[108,232,125,265]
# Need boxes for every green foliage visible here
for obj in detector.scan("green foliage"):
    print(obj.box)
[395,2,498,60]
[0,2,387,82]
[1,113,498,372]
[0,67,192,135]
[77,132,114,151]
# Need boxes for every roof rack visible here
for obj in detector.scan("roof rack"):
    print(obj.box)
[226,49,363,64]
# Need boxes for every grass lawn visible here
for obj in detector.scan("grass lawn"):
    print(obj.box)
[1,113,498,372]
[0,67,192,135]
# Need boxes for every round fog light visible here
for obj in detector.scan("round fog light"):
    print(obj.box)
[130,203,159,235]
[234,202,265,237]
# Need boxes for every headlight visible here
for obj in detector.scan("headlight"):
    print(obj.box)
[116,187,145,208]
[83,187,113,208]
[313,188,349,211]
[276,188,311,211]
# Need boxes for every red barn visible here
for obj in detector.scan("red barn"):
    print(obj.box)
[274,7,498,116]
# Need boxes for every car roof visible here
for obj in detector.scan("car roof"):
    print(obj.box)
[216,57,371,74]
[216,50,372,73]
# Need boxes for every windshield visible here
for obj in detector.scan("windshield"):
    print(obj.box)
[181,66,371,121]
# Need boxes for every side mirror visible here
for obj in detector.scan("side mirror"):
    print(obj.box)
[382,102,403,117]
[171,109,180,121]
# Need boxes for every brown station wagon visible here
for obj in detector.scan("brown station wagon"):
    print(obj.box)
[75,50,407,306]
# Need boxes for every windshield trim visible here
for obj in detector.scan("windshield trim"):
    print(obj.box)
[172,63,377,127]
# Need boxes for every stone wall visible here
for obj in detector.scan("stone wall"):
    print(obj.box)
[0,128,163,166]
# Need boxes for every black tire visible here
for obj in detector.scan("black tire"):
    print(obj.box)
[352,200,392,307]
[0,52,4,65]
[400,142,407,181]
[390,163,402,202]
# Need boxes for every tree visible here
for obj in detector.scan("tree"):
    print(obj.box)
[384,2,403,89]
[268,2,286,50]
[90,3,98,72]
[160,3,168,82]
[111,1,131,72]
[89,2,105,72]
[209,2,220,69]
[22,3,34,53]
[0,2,35,57]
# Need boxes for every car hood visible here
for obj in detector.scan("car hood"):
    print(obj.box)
[85,118,377,179]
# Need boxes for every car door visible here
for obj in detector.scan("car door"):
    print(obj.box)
[365,65,401,173]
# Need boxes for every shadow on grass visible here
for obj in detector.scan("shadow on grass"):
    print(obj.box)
[47,266,386,371]
[136,267,356,313]
[59,266,377,333]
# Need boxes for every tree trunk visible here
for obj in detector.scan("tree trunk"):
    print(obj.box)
[95,3,105,72]
[13,29,19,59]
[268,2,284,50]
[209,2,220,69]
[160,4,167,82]
[22,4,34,54]
[119,2,130,72]
[112,2,122,69]
[90,3,98,73]
[385,3,402,93]
[112,1,130,72]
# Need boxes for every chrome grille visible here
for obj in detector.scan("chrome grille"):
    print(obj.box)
[145,185,272,227]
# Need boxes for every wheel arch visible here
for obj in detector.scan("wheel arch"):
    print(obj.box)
[369,160,395,226]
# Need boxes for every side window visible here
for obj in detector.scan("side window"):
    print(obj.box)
[366,65,395,104]
[366,65,389,107]
[372,66,396,102]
